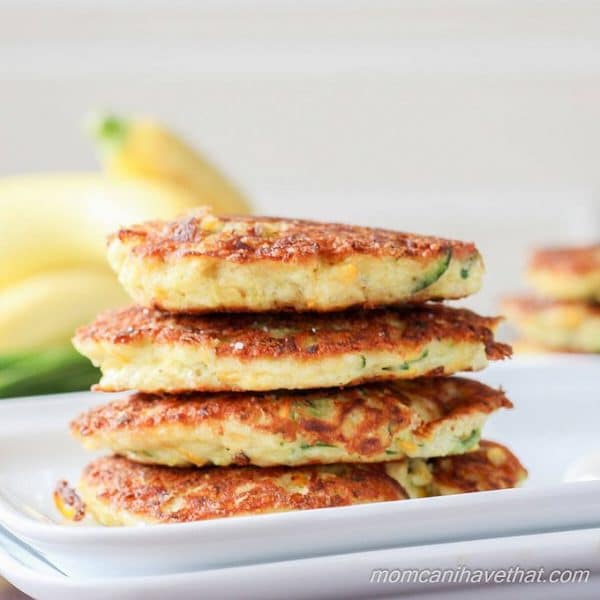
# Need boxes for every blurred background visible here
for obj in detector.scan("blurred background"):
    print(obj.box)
[0,1,599,594]
[1,0,599,400]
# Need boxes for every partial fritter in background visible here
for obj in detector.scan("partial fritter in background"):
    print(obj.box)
[503,244,600,354]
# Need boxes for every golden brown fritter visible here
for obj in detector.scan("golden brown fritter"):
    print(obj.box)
[74,459,407,524]
[73,304,511,392]
[527,244,600,302]
[57,440,526,525]
[70,378,512,467]
[502,296,600,353]
[107,209,484,312]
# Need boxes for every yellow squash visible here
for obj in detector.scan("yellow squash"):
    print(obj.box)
[0,173,201,289]
[89,113,251,215]
[0,267,128,353]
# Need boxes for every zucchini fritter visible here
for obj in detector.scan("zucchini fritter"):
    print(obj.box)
[107,209,484,313]
[503,296,600,353]
[527,244,600,302]
[58,441,525,525]
[70,377,512,467]
[73,304,511,392]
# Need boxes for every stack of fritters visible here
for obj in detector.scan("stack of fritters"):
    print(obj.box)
[503,244,600,354]
[57,209,526,525]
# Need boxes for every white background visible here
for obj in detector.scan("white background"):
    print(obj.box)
[1,0,599,312]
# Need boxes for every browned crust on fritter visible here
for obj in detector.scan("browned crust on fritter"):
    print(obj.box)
[529,244,600,275]
[428,440,527,493]
[73,386,412,460]
[111,211,480,264]
[75,304,511,362]
[502,296,600,316]
[70,378,511,461]
[405,378,512,438]
[79,458,407,522]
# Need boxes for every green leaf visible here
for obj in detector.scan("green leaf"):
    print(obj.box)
[0,345,99,399]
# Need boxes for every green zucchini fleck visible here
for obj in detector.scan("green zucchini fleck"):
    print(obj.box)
[382,349,429,372]
[460,253,479,280]
[293,397,332,419]
[135,450,157,459]
[359,354,367,368]
[385,450,398,455]
[459,429,481,450]
[412,248,452,292]
[300,441,337,450]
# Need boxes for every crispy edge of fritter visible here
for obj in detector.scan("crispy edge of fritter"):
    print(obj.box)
[74,304,511,362]
[425,440,528,493]
[70,378,511,464]
[385,440,527,498]
[110,210,481,264]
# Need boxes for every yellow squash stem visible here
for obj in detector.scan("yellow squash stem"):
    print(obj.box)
[89,113,251,215]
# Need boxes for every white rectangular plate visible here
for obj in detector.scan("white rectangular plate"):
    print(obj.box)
[1,525,600,600]
[0,356,598,578]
